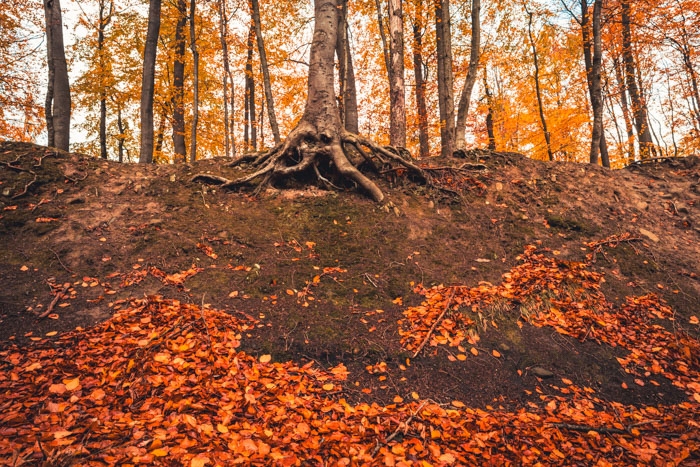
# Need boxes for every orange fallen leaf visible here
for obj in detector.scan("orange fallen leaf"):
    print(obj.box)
[151,448,168,457]
[259,354,272,363]
[190,456,211,467]
[322,383,334,391]
[64,377,80,391]
[470,347,479,356]
[492,350,501,358]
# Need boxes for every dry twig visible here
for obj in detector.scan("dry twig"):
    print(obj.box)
[413,289,457,358]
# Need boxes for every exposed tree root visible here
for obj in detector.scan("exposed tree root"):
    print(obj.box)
[192,128,429,203]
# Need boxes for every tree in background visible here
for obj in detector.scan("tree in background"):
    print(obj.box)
[139,0,161,163]
[43,0,71,151]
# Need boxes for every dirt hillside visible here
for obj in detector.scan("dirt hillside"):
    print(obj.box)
[1,141,698,465]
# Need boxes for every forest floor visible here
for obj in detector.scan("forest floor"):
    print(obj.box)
[0,140,699,465]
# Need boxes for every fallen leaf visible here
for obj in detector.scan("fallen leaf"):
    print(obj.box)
[259,354,272,363]
[64,377,80,391]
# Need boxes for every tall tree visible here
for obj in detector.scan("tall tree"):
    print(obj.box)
[336,0,359,133]
[588,0,606,165]
[139,0,162,163]
[217,0,234,157]
[455,0,481,150]
[620,0,654,159]
[189,0,199,162]
[435,0,455,157]
[171,0,187,162]
[97,0,113,159]
[194,0,425,203]
[43,0,71,151]
[250,0,280,145]
[388,0,406,147]
[244,23,257,151]
[411,0,429,158]
[525,8,553,161]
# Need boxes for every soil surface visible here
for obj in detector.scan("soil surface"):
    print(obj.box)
[1,141,699,420]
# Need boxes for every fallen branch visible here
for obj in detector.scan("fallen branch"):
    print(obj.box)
[37,284,70,320]
[372,401,428,457]
[551,419,660,435]
[413,289,457,358]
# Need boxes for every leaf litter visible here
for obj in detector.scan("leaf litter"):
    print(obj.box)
[1,241,699,465]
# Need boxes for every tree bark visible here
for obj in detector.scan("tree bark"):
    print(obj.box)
[526,9,553,161]
[98,0,112,159]
[250,0,280,145]
[455,0,480,150]
[172,0,187,163]
[336,0,359,133]
[483,69,496,150]
[621,0,654,159]
[374,0,391,79]
[388,0,406,147]
[43,0,71,152]
[189,0,199,162]
[139,0,162,163]
[589,0,605,166]
[244,24,257,151]
[435,0,454,157]
[217,0,233,157]
[412,0,429,158]
[613,56,635,162]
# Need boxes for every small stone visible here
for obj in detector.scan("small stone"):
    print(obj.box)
[639,228,659,242]
[636,201,648,211]
[676,204,690,214]
[530,367,554,378]
[170,174,176,182]
[495,182,503,191]
[2,188,10,196]
[428,200,435,209]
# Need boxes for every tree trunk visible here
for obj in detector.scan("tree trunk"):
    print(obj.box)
[412,0,429,158]
[336,0,359,133]
[621,0,654,159]
[613,56,635,162]
[139,0,162,163]
[589,0,605,166]
[244,24,257,151]
[483,69,496,151]
[192,0,428,203]
[526,9,553,161]
[217,0,232,157]
[189,0,199,162]
[98,0,112,159]
[388,0,406,147]
[250,0,280,145]
[435,0,454,157]
[43,0,71,152]
[455,0,480,150]
[374,0,391,79]
[115,98,126,163]
[172,0,187,163]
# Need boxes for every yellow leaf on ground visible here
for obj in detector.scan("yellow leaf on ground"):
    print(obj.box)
[322,383,334,391]
[217,423,229,433]
[191,456,211,467]
[259,354,271,363]
[151,448,168,457]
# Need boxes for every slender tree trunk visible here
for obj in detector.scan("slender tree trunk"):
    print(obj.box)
[613,56,635,162]
[589,0,606,166]
[172,0,187,162]
[217,0,232,157]
[455,0,480,150]
[388,0,406,147]
[155,109,166,156]
[483,69,496,151]
[412,0,429,158]
[435,0,454,157]
[336,0,359,133]
[98,0,112,159]
[374,0,391,78]
[115,98,126,162]
[139,0,162,163]
[244,24,257,151]
[526,9,553,161]
[43,0,71,151]
[250,0,280,145]
[621,0,653,159]
[189,0,199,162]
[44,1,55,148]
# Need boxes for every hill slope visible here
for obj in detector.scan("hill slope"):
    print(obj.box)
[1,141,698,464]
